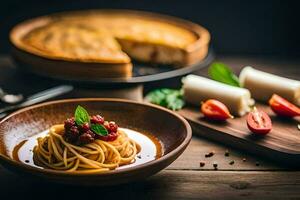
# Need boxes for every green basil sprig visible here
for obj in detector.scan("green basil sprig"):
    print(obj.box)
[74,105,90,125]
[208,62,240,87]
[74,105,108,136]
[91,124,108,136]
[145,88,185,111]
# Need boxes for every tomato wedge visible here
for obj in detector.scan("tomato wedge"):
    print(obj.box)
[247,108,272,135]
[269,94,300,117]
[201,99,233,121]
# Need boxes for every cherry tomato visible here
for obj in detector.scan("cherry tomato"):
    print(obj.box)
[247,108,272,135]
[97,132,119,141]
[201,99,233,121]
[269,94,300,117]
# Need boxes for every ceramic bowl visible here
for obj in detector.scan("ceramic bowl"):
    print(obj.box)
[0,98,191,186]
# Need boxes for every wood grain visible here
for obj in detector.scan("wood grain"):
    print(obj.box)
[1,166,299,199]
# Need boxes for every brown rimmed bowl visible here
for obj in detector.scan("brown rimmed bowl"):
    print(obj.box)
[0,98,192,186]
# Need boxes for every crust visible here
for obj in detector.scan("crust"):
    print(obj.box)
[12,47,132,79]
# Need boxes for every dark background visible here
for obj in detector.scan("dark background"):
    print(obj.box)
[1,0,299,56]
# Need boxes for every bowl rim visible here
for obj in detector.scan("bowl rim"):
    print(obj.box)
[0,98,192,177]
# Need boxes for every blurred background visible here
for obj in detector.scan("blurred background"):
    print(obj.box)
[1,0,299,56]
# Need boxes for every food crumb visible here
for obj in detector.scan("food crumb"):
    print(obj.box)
[229,160,235,165]
[213,161,218,170]
[225,150,230,157]
[199,161,205,167]
[25,160,29,163]
[242,158,247,162]
[137,155,142,159]
[205,151,215,158]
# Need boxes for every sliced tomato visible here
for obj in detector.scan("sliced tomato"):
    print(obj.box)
[247,108,272,135]
[201,99,233,121]
[269,94,300,117]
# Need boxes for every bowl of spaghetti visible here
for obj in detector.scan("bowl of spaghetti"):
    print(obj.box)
[0,98,191,186]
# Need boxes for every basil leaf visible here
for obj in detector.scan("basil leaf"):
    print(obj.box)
[74,105,90,126]
[167,96,185,110]
[145,88,185,111]
[145,89,167,106]
[208,62,240,87]
[91,124,108,136]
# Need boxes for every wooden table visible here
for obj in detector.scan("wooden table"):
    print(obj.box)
[0,55,300,199]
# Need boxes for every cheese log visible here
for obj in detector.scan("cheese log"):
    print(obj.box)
[239,66,300,106]
[182,75,254,116]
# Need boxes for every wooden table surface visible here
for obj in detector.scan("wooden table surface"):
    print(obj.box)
[0,55,300,199]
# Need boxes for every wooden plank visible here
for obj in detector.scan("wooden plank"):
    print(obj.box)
[178,104,300,167]
[1,167,299,199]
[173,55,300,170]
[175,56,300,170]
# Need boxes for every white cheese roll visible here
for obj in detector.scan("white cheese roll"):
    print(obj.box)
[182,75,254,116]
[239,66,300,106]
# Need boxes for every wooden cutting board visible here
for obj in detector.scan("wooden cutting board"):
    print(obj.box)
[178,103,300,166]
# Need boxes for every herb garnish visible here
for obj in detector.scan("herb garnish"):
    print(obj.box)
[145,88,185,111]
[75,105,90,125]
[208,62,240,87]
[75,105,108,136]
[91,124,108,136]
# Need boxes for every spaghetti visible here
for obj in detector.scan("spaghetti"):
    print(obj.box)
[33,124,141,173]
